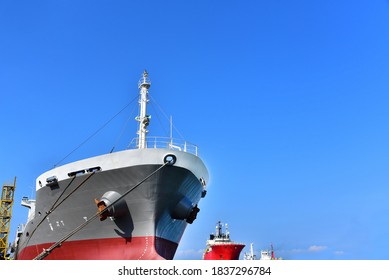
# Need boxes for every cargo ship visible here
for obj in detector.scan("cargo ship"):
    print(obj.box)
[202,221,245,260]
[12,70,209,260]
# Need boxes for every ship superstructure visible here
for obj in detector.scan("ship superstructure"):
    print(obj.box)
[203,221,245,260]
[244,243,281,260]
[13,70,209,260]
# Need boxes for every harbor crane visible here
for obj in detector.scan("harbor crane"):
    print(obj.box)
[0,177,16,260]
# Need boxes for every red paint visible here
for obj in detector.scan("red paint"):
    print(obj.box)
[203,244,245,260]
[16,236,178,260]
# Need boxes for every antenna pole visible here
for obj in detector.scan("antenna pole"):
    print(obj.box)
[170,115,173,143]
[136,70,151,149]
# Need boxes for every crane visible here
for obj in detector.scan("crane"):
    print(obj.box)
[0,177,16,260]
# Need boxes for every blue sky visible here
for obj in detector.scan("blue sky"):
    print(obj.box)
[1,0,389,260]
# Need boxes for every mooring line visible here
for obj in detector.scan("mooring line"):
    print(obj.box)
[33,160,171,260]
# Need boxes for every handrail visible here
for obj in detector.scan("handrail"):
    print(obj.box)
[127,137,199,156]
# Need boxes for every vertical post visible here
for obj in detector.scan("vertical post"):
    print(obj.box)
[136,70,151,149]
[170,115,173,145]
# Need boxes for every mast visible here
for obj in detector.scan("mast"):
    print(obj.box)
[216,221,222,237]
[225,223,230,239]
[250,243,255,259]
[136,70,151,149]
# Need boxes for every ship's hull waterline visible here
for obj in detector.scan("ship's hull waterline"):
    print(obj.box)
[15,148,208,260]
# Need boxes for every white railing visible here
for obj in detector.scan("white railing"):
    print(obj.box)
[128,137,199,156]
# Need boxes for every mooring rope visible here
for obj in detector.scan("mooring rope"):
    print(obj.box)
[21,172,95,249]
[33,160,171,260]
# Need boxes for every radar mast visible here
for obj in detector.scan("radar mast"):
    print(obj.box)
[136,70,151,149]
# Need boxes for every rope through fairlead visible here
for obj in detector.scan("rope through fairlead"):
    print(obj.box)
[21,173,95,250]
[33,160,171,260]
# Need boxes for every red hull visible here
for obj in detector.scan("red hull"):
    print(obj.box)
[16,236,178,260]
[203,244,245,260]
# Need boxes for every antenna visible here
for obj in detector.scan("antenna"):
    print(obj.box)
[170,115,173,142]
[216,221,222,237]
[136,70,151,149]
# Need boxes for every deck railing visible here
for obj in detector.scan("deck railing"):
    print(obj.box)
[128,137,199,156]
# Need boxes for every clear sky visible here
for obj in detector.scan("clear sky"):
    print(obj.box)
[1,0,389,260]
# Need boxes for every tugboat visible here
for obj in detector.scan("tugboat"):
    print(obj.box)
[202,221,245,260]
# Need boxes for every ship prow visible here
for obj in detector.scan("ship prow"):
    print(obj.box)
[13,70,209,260]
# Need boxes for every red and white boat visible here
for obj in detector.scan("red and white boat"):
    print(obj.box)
[203,221,245,260]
